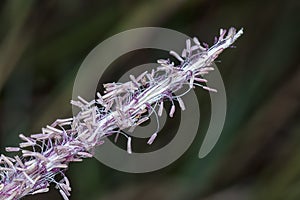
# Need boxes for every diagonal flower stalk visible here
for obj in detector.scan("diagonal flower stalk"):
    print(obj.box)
[0,27,243,200]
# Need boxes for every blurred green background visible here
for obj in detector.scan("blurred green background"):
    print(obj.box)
[0,0,299,199]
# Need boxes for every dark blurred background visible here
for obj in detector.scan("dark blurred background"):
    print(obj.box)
[0,0,299,199]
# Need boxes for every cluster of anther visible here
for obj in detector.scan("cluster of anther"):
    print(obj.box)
[0,27,243,200]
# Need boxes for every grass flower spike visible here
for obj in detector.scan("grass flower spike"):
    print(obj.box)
[0,27,243,200]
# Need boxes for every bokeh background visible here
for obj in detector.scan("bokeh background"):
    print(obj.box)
[0,0,299,199]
